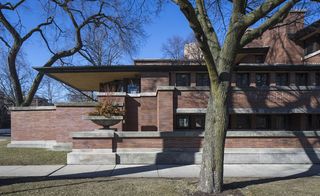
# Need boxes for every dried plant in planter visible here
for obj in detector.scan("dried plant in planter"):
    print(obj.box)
[89,100,125,117]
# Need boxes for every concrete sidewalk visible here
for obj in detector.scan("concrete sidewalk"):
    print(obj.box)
[0,164,319,178]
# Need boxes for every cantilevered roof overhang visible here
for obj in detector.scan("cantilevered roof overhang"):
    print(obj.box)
[34,47,270,92]
[34,65,208,91]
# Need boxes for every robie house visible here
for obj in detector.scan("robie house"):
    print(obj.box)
[9,11,320,165]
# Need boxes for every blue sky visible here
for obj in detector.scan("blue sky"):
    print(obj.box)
[22,2,193,66]
[133,3,192,61]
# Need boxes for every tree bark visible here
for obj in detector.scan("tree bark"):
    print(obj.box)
[199,85,229,193]
[199,94,215,193]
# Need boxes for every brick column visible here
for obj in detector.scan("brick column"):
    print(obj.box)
[157,90,174,132]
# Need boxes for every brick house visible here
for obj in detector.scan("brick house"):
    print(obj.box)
[9,11,320,165]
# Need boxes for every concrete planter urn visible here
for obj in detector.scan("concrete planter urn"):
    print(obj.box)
[84,116,123,129]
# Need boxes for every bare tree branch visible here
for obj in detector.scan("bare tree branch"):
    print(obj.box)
[0,36,10,48]
[195,0,221,62]
[240,0,300,47]
[0,0,25,10]
[22,17,54,42]
[172,0,219,88]
[243,0,287,27]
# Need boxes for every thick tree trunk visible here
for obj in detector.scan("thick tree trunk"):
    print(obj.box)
[199,85,229,193]
[199,95,215,193]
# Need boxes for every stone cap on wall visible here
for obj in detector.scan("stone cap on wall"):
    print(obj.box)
[10,106,56,111]
[71,130,320,139]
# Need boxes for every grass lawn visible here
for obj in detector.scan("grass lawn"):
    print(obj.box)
[0,177,319,196]
[0,141,67,165]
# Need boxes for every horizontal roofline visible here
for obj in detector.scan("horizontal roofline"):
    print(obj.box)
[34,63,320,74]
[235,64,320,71]
[34,65,208,73]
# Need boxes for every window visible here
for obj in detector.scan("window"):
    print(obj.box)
[295,73,308,86]
[196,73,210,86]
[176,73,191,86]
[193,115,205,129]
[273,115,287,130]
[316,73,320,86]
[256,115,271,129]
[236,73,250,87]
[177,115,190,128]
[127,79,140,94]
[276,73,289,86]
[256,73,269,87]
[176,115,205,129]
[236,115,251,129]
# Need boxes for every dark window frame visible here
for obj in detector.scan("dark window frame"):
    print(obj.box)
[176,73,191,87]
[255,73,269,87]
[176,115,190,129]
[236,73,250,87]
[236,115,251,129]
[295,73,308,86]
[196,73,210,86]
[275,73,289,86]
[315,73,320,86]
[176,114,205,130]
[256,115,271,129]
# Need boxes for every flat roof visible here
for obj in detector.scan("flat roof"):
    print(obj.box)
[36,63,320,92]
[35,65,208,91]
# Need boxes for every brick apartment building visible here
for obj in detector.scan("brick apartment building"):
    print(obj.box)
[9,11,320,165]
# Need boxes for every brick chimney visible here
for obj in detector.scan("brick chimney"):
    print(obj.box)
[284,10,306,34]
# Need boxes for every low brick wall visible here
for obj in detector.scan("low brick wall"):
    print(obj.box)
[10,103,123,144]
[67,130,320,164]
[70,130,320,150]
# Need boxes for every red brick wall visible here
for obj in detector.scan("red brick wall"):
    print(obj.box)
[246,11,305,65]
[157,91,174,131]
[141,72,169,92]
[11,109,57,141]
[54,107,101,142]
[230,90,320,110]
[11,106,109,142]
[140,97,158,131]
[176,91,209,108]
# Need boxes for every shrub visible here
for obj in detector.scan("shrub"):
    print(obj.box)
[89,100,125,117]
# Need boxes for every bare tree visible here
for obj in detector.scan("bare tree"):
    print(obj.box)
[0,49,32,104]
[0,0,153,106]
[79,25,129,66]
[162,35,187,59]
[172,0,320,193]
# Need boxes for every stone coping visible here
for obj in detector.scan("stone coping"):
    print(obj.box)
[93,86,320,98]
[71,130,320,139]
[10,106,56,111]
[232,86,320,91]
[55,102,98,107]
[230,108,320,114]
